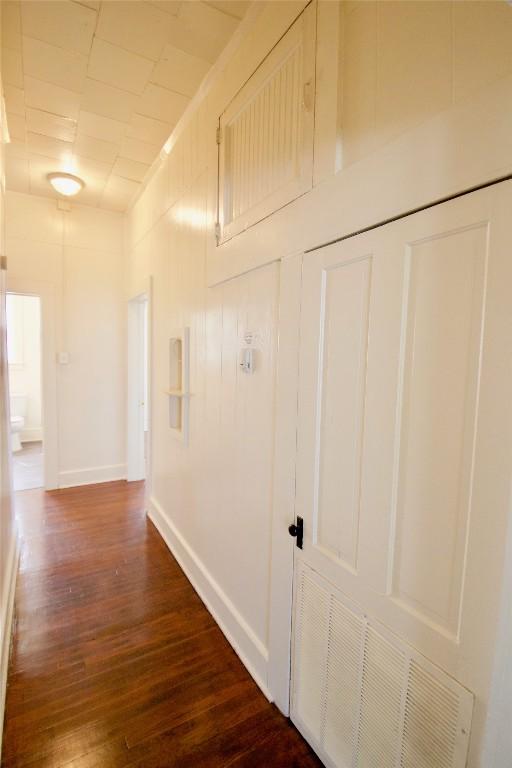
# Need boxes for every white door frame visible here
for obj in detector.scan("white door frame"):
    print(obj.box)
[6,278,59,490]
[127,282,151,485]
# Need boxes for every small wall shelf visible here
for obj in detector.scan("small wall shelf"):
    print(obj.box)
[167,328,190,442]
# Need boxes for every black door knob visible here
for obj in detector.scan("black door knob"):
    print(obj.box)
[288,524,298,537]
[287,517,303,549]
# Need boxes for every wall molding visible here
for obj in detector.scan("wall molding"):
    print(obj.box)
[58,463,126,489]
[20,428,42,443]
[0,535,19,760]
[148,495,271,701]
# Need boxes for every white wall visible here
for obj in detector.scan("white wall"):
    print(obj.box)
[0,3,18,755]
[5,192,125,487]
[7,294,42,442]
[126,1,512,760]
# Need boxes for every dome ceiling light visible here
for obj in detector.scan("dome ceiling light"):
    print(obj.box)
[47,172,85,197]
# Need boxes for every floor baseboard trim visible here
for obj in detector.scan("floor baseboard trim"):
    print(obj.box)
[58,463,126,489]
[0,534,19,760]
[148,495,272,702]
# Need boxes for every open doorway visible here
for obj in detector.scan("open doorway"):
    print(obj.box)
[6,293,43,491]
[127,292,150,483]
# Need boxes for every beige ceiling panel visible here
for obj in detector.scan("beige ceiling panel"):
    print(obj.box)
[2,1,22,51]
[120,136,158,165]
[151,44,210,97]
[23,37,88,92]
[75,0,100,10]
[6,140,29,160]
[29,153,66,195]
[96,1,171,62]
[4,85,25,117]
[87,38,154,95]
[167,1,238,63]
[102,174,140,212]
[150,2,182,17]
[112,156,149,183]
[77,111,127,144]
[26,108,77,143]
[70,154,112,182]
[205,1,250,21]
[126,113,171,146]
[26,132,74,162]
[24,76,82,120]
[5,153,30,193]
[82,78,138,123]
[6,113,26,142]
[21,1,97,56]
[74,133,119,165]
[2,47,24,88]
[138,83,189,124]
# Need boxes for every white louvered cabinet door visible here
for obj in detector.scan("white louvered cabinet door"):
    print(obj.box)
[291,181,512,768]
[217,3,315,243]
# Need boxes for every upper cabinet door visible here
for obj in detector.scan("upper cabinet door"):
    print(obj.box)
[217,3,316,244]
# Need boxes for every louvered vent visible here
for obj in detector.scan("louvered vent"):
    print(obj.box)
[224,46,303,226]
[218,4,315,242]
[292,564,474,768]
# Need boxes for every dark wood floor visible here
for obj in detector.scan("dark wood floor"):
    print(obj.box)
[1,481,322,767]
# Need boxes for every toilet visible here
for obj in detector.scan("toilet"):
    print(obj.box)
[10,394,27,452]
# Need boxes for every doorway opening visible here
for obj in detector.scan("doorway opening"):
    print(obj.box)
[127,292,150,482]
[6,293,43,491]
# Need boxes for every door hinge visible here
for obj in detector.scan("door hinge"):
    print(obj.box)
[288,516,303,549]
[216,126,222,145]
[214,221,221,244]
[0,255,7,271]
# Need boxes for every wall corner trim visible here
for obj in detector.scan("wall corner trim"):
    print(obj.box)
[0,535,19,760]
[147,495,272,702]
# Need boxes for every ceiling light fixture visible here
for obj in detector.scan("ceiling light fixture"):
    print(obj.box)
[47,172,85,197]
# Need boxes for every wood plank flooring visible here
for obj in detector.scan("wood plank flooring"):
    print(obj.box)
[1,481,322,767]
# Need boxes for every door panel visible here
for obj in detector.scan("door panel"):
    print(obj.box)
[291,181,512,767]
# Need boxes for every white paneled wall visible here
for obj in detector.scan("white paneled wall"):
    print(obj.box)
[5,191,125,487]
[125,3,512,763]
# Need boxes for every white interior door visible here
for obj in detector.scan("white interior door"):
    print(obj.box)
[290,181,512,768]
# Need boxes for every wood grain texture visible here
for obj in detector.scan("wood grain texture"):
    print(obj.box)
[1,481,322,767]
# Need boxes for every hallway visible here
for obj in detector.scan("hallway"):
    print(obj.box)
[1,482,321,768]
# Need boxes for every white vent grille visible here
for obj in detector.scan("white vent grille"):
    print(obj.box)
[224,46,303,226]
[292,565,474,768]
[218,4,315,242]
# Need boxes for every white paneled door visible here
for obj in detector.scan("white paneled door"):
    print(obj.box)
[290,181,512,768]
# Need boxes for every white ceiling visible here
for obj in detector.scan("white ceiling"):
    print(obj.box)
[1,0,249,211]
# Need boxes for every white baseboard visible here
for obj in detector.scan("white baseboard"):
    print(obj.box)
[58,463,126,489]
[148,495,271,701]
[20,428,42,443]
[0,534,19,760]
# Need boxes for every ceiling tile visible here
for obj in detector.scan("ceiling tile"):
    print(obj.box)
[82,78,138,123]
[2,2,22,51]
[73,0,100,10]
[205,1,250,21]
[96,1,171,62]
[5,140,28,160]
[120,136,158,165]
[23,36,88,92]
[74,132,119,165]
[70,154,112,182]
[112,156,149,183]
[26,108,77,142]
[138,83,189,124]
[126,113,171,146]
[24,76,82,120]
[151,44,210,97]
[5,152,30,193]
[26,132,74,162]
[102,174,140,212]
[2,47,24,88]
[87,38,154,95]
[21,1,97,56]
[4,85,25,117]
[167,1,238,63]
[150,2,182,17]
[6,112,26,142]
[77,111,127,144]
